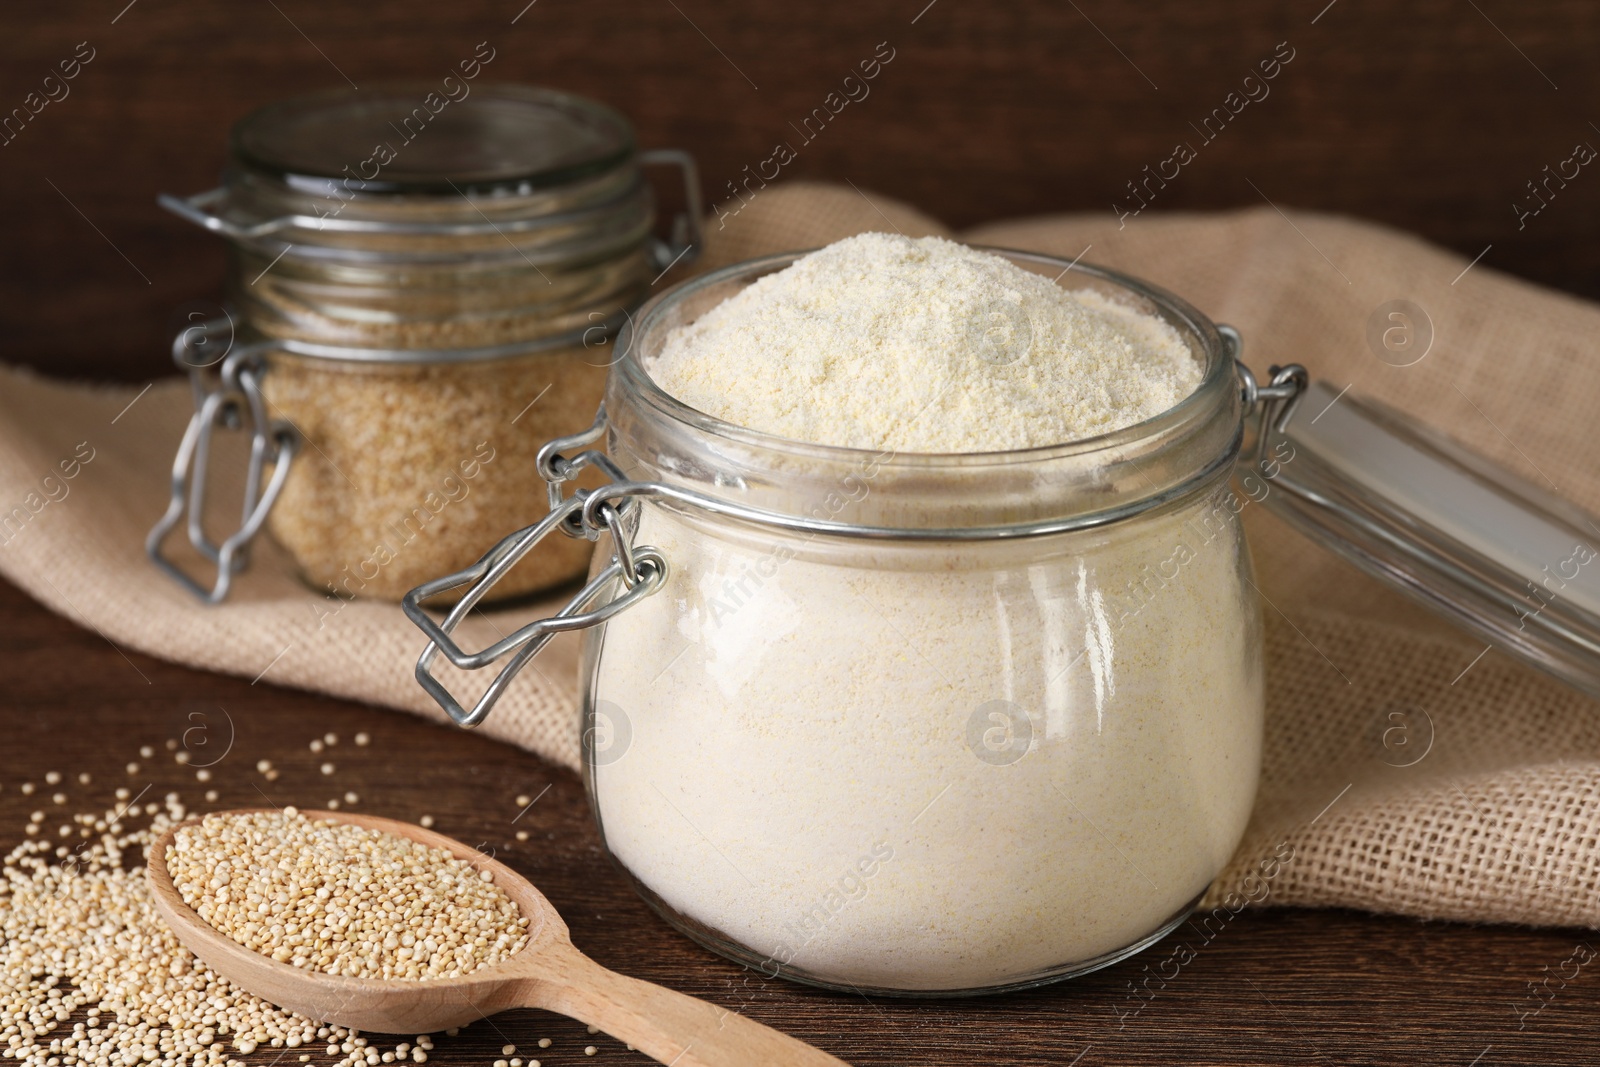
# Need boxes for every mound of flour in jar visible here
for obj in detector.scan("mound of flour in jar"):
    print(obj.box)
[647,233,1201,452]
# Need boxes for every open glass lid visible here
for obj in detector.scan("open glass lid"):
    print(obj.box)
[1248,365,1600,700]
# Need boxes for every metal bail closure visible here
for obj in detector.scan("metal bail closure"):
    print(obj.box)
[146,324,297,603]
[403,414,667,728]
[1251,369,1600,704]
[637,149,704,274]
[403,494,667,728]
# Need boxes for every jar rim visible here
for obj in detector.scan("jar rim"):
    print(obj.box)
[599,245,1247,535]
[614,245,1237,470]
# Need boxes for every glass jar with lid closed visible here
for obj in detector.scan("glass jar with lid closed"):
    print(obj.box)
[148,83,701,604]
[404,249,1267,994]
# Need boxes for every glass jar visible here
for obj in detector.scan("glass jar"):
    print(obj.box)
[405,249,1265,993]
[405,246,1600,993]
[148,84,700,603]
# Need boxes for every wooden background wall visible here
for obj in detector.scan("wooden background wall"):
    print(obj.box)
[4,0,1597,381]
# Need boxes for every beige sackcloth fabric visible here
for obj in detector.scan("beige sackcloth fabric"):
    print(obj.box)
[3,182,1597,930]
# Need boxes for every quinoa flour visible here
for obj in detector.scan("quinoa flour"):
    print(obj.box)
[647,234,1201,452]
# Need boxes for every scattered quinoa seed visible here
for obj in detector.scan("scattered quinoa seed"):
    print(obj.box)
[355,732,371,746]
[420,815,435,828]
[321,762,336,775]
[45,771,61,785]
[0,791,393,1067]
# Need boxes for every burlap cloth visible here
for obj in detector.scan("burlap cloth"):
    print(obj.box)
[3,182,1597,931]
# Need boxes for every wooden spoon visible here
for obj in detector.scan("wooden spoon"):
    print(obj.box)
[148,810,851,1067]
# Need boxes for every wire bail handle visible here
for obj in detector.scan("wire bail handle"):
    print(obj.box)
[402,407,669,728]
[145,319,298,603]
[1221,324,1308,457]
[638,149,704,274]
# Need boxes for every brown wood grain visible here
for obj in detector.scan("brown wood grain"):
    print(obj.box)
[5,568,1599,1065]
[2,1,1599,382]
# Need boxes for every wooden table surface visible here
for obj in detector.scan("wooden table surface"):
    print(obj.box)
[6,571,1597,1067]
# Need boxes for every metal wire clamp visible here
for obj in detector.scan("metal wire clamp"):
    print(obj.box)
[402,413,667,727]
[145,320,297,603]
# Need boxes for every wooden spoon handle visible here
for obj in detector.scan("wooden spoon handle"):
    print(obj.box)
[522,948,852,1067]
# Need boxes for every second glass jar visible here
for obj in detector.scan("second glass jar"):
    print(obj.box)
[153,83,699,602]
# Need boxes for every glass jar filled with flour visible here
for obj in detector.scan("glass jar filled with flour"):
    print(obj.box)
[404,236,1600,993]
[148,82,700,603]
[406,238,1264,993]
